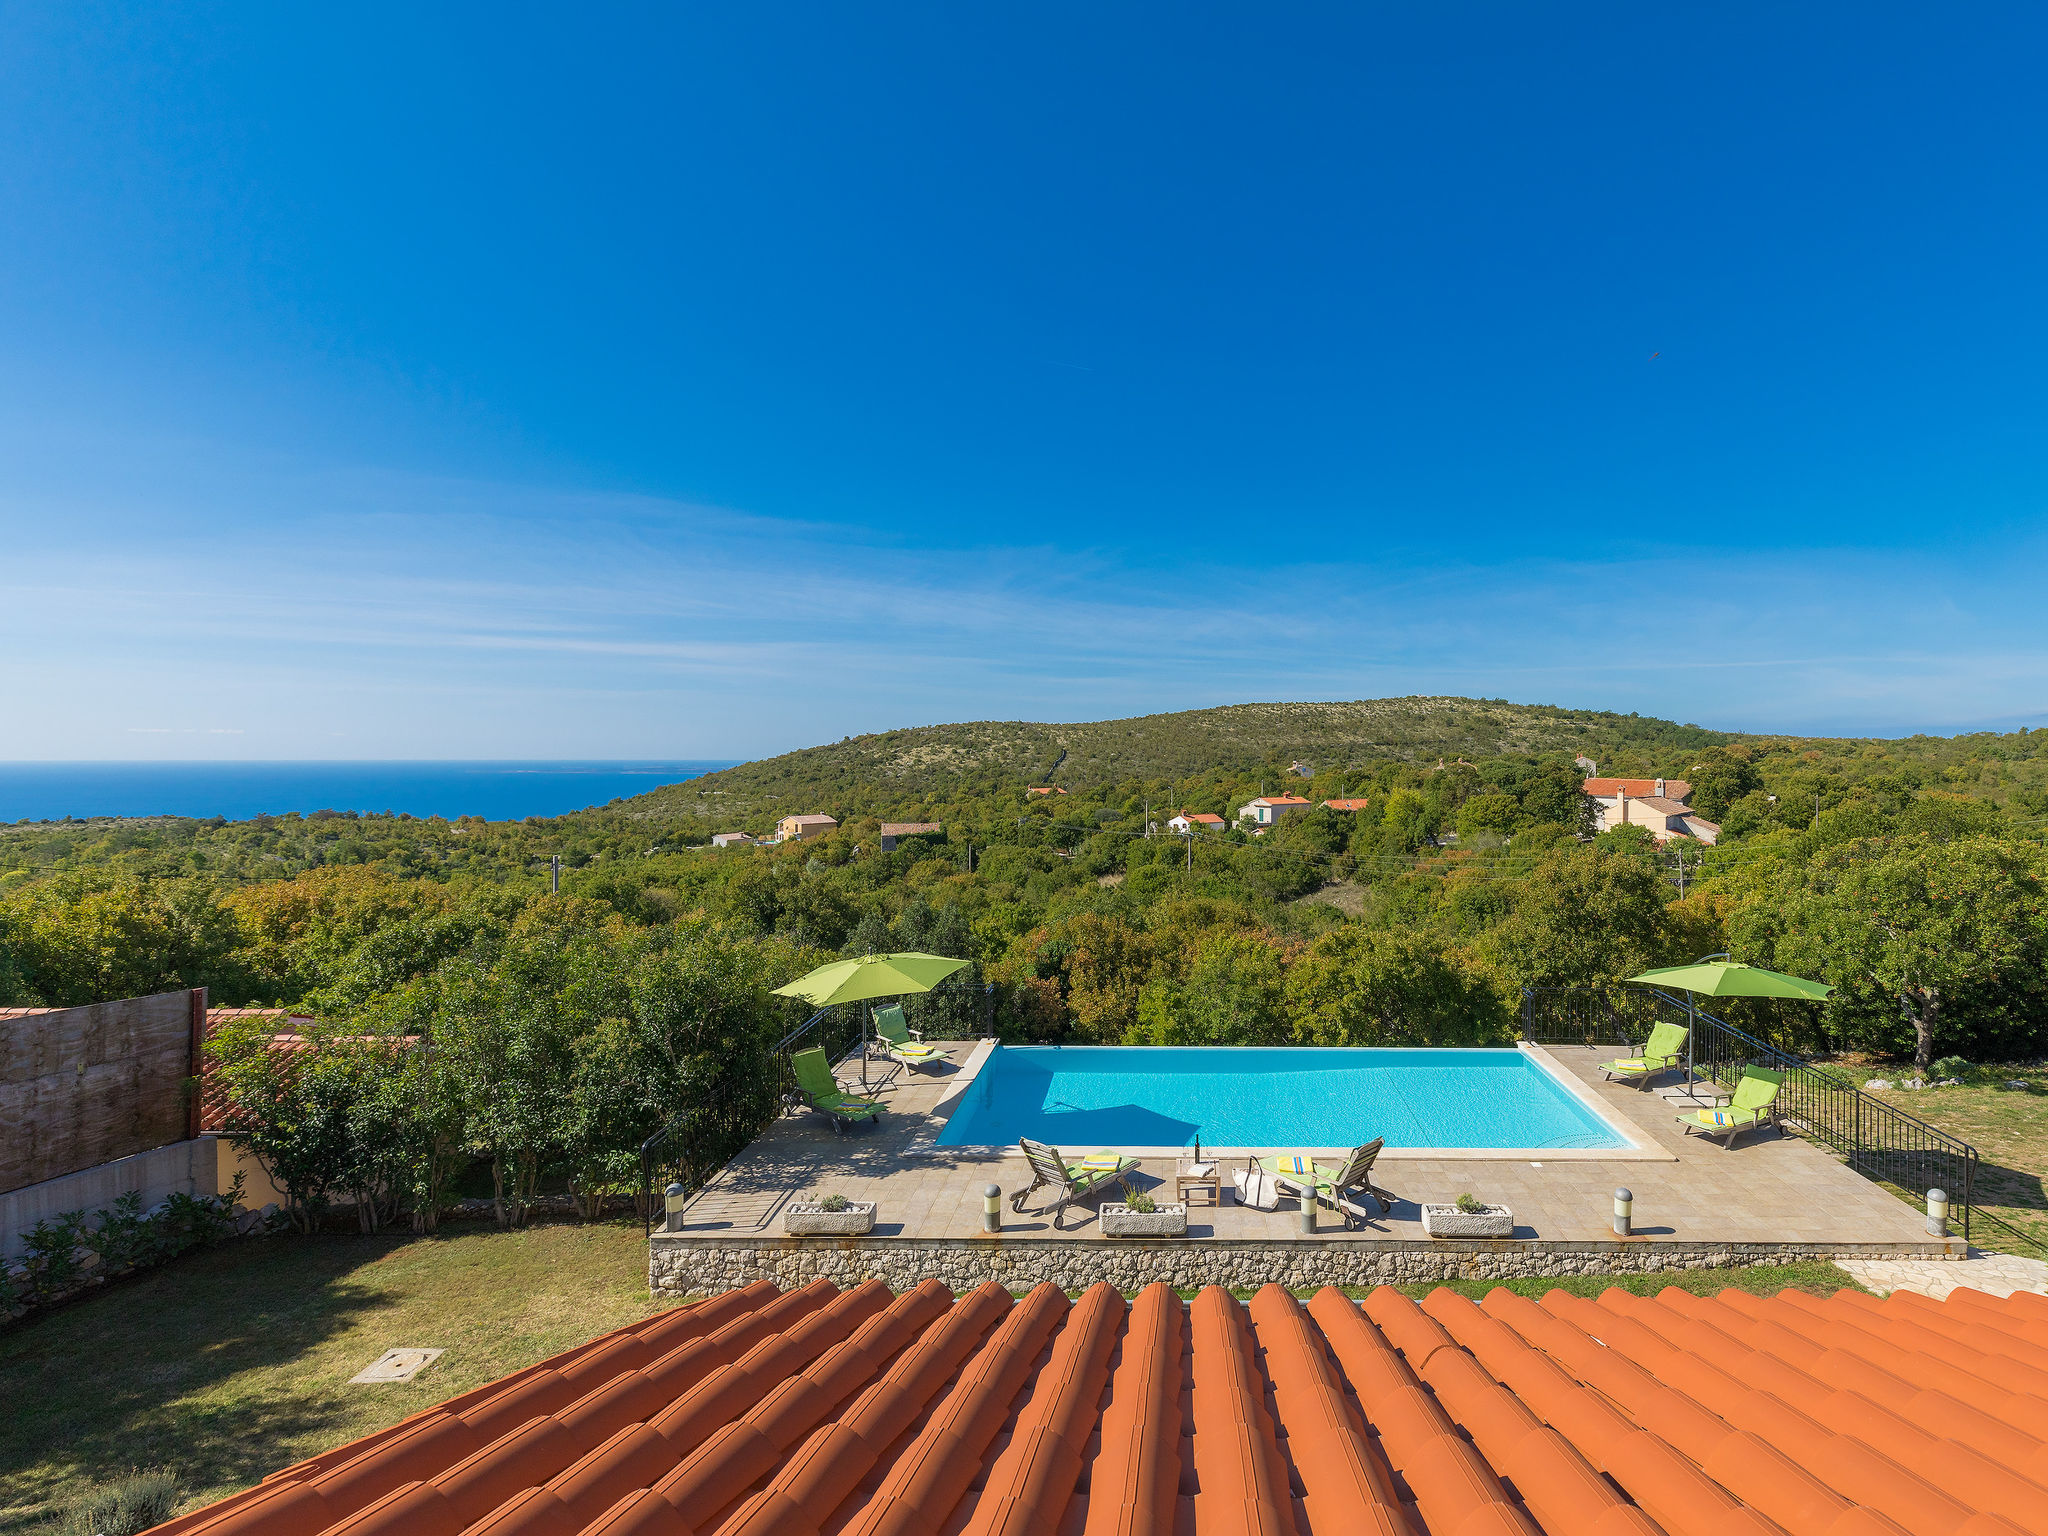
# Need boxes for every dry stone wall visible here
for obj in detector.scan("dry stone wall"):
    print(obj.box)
[650,1233,1954,1298]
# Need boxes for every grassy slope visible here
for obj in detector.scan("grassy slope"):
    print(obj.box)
[621,697,1732,820]
[1860,1066,2048,1255]
[1,1218,1864,1529]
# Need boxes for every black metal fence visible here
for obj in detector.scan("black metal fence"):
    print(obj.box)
[1521,984,1989,1245]
[640,978,993,1233]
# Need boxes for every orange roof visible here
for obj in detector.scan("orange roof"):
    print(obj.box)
[150,1277,2048,1536]
[1254,794,1313,807]
[1025,785,1066,795]
[1322,797,1373,811]
[1175,811,1226,825]
[1583,777,1692,801]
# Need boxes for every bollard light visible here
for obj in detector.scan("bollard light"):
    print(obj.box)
[983,1184,1003,1233]
[1298,1199,1316,1235]
[1926,1188,1949,1238]
[1612,1187,1633,1238]
[663,1182,688,1233]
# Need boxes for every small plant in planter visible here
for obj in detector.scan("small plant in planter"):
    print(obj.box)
[1422,1192,1514,1239]
[784,1192,876,1235]
[1101,1189,1186,1238]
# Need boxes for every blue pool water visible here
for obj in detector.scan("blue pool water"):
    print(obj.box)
[935,1046,1630,1150]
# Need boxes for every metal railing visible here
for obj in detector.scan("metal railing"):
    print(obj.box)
[640,978,993,1234]
[1521,984,1997,1247]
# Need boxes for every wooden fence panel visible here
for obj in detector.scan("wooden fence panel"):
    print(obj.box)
[0,989,201,1194]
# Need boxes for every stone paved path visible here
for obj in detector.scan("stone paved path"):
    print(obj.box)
[1838,1248,2048,1299]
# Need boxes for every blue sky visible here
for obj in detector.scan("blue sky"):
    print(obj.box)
[4,4,2046,759]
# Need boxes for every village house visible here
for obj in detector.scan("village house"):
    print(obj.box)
[1025,785,1067,796]
[1235,794,1312,826]
[774,813,839,842]
[1321,797,1372,812]
[708,831,756,848]
[1166,810,1226,833]
[1582,777,1719,844]
[878,821,942,852]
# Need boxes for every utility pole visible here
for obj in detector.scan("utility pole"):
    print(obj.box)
[550,854,561,894]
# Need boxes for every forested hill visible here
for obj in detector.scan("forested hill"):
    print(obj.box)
[619,697,1729,820]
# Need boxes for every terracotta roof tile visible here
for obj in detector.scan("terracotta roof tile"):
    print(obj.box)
[152,1280,2048,1536]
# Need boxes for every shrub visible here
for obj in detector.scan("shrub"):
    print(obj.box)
[44,1468,178,1536]
[1932,1055,1970,1081]
[20,1211,87,1303]
[1454,1192,1485,1215]
[818,1193,849,1212]
[1123,1191,1155,1213]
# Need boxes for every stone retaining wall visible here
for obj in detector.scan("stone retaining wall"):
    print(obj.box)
[650,1234,1957,1298]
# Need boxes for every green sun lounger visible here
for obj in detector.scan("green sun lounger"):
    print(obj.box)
[1603,1021,1690,1090]
[791,1046,885,1133]
[1675,1067,1783,1149]
[872,1003,944,1072]
[1257,1139,1392,1228]
[1010,1138,1137,1228]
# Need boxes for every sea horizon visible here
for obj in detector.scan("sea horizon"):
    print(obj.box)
[0,760,745,824]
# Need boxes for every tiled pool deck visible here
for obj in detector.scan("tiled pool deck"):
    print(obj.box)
[652,1041,1960,1296]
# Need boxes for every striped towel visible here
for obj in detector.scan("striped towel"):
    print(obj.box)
[1273,1155,1316,1177]
[1701,1109,1750,1127]
[1080,1152,1126,1171]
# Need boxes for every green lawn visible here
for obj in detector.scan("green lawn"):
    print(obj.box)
[0,1221,678,1531]
[1859,1064,2048,1255]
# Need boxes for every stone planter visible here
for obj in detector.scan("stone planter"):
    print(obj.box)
[783,1202,876,1236]
[1100,1203,1188,1238]
[1421,1203,1514,1239]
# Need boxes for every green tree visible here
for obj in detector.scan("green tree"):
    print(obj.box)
[1687,754,1764,821]
[1772,838,2048,1074]
[1455,793,1522,840]
[1133,932,1289,1045]
[1285,928,1510,1045]
[1477,842,1671,992]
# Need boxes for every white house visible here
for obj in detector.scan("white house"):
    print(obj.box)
[1167,811,1226,834]
[709,831,756,848]
[1583,779,1719,844]
[1235,795,1312,826]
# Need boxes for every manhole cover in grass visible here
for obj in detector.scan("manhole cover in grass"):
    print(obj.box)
[349,1348,444,1384]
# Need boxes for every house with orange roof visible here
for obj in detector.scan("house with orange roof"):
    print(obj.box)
[1235,794,1312,827]
[1583,777,1720,844]
[1025,785,1066,796]
[1166,810,1226,833]
[1321,797,1372,812]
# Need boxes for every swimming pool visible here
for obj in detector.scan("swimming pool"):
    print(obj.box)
[934,1045,1632,1151]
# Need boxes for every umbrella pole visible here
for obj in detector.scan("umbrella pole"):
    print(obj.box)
[860,1002,871,1091]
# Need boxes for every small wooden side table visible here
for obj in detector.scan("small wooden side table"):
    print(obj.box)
[1175,1160,1223,1206]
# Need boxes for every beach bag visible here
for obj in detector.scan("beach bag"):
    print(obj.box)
[1233,1166,1280,1210]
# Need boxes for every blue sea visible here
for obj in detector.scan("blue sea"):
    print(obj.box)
[0,761,743,824]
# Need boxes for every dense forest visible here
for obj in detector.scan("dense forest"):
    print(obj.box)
[9,697,2046,1232]
[6,698,2047,1075]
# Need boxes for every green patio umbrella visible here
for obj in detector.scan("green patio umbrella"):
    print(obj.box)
[773,952,971,1087]
[1628,958,1832,1001]
[1626,955,1831,1100]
